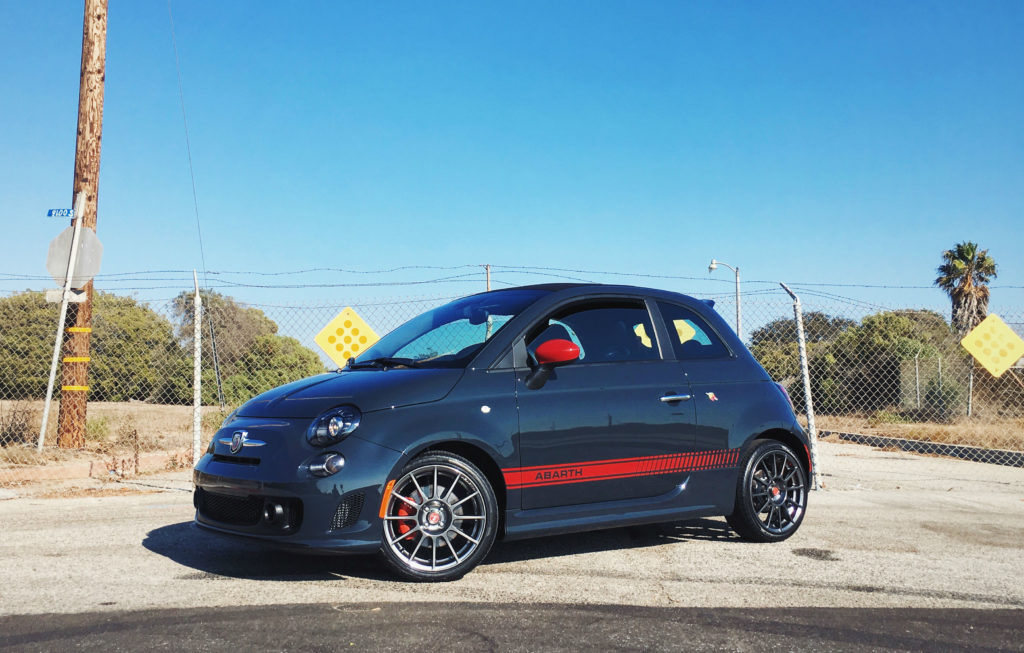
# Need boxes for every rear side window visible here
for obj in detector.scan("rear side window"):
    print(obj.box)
[527,301,659,363]
[657,302,730,360]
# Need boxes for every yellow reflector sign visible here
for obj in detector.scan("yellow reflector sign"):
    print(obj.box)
[315,307,380,369]
[961,314,1024,378]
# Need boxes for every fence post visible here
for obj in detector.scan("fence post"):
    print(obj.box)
[967,365,974,417]
[779,283,820,490]
[192,271,202,466]
[915,350,921,409]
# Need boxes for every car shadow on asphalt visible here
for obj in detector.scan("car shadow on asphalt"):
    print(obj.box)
[142,522,396,582]
[484,518,738,566]
[144,518,737,582]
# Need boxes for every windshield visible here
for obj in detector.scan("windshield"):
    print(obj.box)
[354,289,548,368]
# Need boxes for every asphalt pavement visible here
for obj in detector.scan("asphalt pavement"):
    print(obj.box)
[3,603,1023,652]
[1,440,1022,651]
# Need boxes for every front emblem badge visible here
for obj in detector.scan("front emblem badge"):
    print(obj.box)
[230,430,247,454]
[706,392,719,402]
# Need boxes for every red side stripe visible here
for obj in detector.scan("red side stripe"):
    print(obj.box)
[503,447,741,489]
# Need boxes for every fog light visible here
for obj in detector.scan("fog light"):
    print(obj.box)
[310,453,345,477]
[263,502,285,523]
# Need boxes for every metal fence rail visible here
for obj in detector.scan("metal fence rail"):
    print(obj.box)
[2,284,1022,487]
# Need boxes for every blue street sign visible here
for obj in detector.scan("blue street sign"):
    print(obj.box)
[47,209,74,218]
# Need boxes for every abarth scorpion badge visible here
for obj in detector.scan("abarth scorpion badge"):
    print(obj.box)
[230,430,248,454]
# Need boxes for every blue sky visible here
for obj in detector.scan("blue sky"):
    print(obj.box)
[1,1,1022,318]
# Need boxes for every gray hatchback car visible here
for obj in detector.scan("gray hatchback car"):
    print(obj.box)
[194,284,810,581]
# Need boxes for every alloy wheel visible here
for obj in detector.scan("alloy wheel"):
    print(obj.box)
[747,447,806,535]
[383,462,490,574]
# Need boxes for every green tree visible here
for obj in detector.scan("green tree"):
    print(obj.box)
[0,291,190,403]
[218,334,327,405]
[749,312,855,386]
[90,293,190,402]
[814,309,961,414]
[0,292,55,399]
[171,289,277,377]
[1,290,326,407]
[934,241,997,335]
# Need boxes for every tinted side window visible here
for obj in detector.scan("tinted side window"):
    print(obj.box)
[658,302,730,360]
[527,302,659,363]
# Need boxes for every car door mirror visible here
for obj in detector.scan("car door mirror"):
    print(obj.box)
[526,339,580,389]
[535,339,580,366]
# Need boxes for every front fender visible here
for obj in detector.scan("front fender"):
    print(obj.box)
[356,368,519,490]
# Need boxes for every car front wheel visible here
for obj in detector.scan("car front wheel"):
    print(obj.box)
[726,439,808,542]
[379,452,498,581]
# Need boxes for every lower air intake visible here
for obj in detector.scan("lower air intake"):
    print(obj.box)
[197,489,262,526]
[330,492,365,531]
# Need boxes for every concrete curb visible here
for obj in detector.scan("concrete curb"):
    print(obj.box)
[820,430,1024,468]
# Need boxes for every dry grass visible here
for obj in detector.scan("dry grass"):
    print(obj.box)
[817,414,1024,452]
[3,400,1022,485]
[0,400,226,469]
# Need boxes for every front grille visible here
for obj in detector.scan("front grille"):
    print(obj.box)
[330,492,365,531]
[195,488,304,534]
[196,489,262,526]
[212,454,260,466]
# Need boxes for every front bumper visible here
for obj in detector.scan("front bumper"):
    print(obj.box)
[193,416,404,553]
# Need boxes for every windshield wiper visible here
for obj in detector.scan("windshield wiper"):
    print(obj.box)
[346,357,420,370]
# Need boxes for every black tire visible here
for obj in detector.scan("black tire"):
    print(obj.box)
[726,439,808,542]
[379,452,499,582]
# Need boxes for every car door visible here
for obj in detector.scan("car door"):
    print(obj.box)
[655,300,746,455]
[512,299,698,510]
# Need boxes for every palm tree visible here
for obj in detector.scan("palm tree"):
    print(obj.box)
[934,241,997,335]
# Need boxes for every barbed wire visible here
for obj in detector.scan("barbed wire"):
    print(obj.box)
[4,266,1020,290]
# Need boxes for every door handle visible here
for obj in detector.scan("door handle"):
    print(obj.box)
[660,394,692,403]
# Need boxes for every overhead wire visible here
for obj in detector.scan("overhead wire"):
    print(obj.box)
[167,0,208,288]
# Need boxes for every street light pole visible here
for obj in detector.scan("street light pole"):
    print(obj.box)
[708,259,742,340]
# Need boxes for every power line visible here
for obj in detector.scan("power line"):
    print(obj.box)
[167,0,208,288]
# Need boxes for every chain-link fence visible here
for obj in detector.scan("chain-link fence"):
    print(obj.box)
[736,291,1024,467]
[2,284,1022,487]
[0,289,451,487]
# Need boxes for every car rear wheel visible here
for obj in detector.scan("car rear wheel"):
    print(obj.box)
[726,439,807,542]
[379,452,498,582]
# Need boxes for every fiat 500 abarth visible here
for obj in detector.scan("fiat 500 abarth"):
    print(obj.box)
[194,284,810,581]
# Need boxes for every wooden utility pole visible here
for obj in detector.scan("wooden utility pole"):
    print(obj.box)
[57,0,107,448]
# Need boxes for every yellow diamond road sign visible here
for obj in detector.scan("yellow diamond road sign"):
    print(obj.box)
[961,314,1024,378]
[315,307,380,368]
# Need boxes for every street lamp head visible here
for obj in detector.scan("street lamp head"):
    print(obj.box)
[708,259,718,273]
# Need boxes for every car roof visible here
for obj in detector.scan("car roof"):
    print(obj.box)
[487,282,713,308]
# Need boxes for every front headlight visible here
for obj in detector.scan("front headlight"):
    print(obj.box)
[308,405,361,446]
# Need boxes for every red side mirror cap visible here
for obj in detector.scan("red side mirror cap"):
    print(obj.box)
[534,339,580,366]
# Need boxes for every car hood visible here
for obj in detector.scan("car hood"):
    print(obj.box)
[236,368,465,418]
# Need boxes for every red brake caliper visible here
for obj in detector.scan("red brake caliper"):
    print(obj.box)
[395,495,419,540]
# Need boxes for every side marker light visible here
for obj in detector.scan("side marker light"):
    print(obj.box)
[379,479,396,518]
